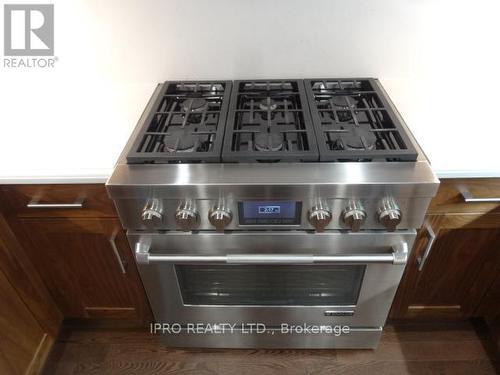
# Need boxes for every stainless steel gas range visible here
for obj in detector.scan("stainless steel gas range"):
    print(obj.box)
[107,78,439,349]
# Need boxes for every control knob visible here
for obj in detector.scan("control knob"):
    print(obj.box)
[175,201,200,231]
[209,206,232,232]
[308,204,332,232]
[342,201,366,232]
[141,198,163,225]
[378,198,402,231]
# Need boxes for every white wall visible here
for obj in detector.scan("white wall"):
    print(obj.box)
[1,0,499,176]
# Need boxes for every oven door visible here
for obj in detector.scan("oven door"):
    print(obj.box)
[128,231,415,327]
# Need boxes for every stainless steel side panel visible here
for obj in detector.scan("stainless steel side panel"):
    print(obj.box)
[157,327,383,349]
[128,231,416,328]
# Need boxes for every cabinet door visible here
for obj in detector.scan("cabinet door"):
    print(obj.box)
[14,217,152,323]
[0,267,46,375]
[0,214,62,337]
[391,214,500,319]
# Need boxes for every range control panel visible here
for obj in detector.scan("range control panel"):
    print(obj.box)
[117,196,427,233]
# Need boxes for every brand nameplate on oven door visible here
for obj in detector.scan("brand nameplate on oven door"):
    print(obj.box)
[324,310,355,317]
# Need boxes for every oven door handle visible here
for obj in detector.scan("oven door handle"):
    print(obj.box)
[135,242,408,265]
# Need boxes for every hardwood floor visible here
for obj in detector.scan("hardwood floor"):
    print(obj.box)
[42,321,499,375]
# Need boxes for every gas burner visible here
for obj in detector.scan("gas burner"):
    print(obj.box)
[181,98,209,113]
[259,97,278,111]
[330,96,358,122]
[181,98,209,123]
[341,125,377,150]
[254,132,284,152]
[163,128,197,153]
[259,97,278,120]
[330,96,358,109]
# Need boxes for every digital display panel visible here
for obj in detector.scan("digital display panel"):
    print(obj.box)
[238,201,302,225]
[258,206,280,214]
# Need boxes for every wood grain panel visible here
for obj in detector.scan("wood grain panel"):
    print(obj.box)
[428,178,500,215]
[0,214,62,336]
[391,213,500,320]
[1,184,117,218]
[11,217,152,323]
[85,307,138,319]
[0,267,46,375]
[410,227,499,308]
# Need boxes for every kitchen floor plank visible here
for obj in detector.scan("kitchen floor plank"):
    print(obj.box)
[42,321,499,375]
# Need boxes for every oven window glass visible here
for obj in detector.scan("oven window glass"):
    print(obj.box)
[176,265,365,306]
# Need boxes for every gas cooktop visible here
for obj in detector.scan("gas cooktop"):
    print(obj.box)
[222,80,318,163]
[126,78,417,164]
[127,81,232,164]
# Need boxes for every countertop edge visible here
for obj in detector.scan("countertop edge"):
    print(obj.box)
[433,170,500,179]
[0,174,111,184]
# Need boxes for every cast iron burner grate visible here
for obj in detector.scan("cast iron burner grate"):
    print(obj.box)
[304,78,418,162]
[222,80,319,162]
[127,81,232,163]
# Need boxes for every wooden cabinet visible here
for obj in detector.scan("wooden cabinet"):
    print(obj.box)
[0,185,152,325]
[391,179,500,320]
[0,214,62,375]
[0,184,152,373]
[0,267,47,375]
[1,184,117,218]
[14,218,151,321]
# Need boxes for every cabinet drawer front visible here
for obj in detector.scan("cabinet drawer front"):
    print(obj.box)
[428,179,500,215]
[1,184,117,218]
